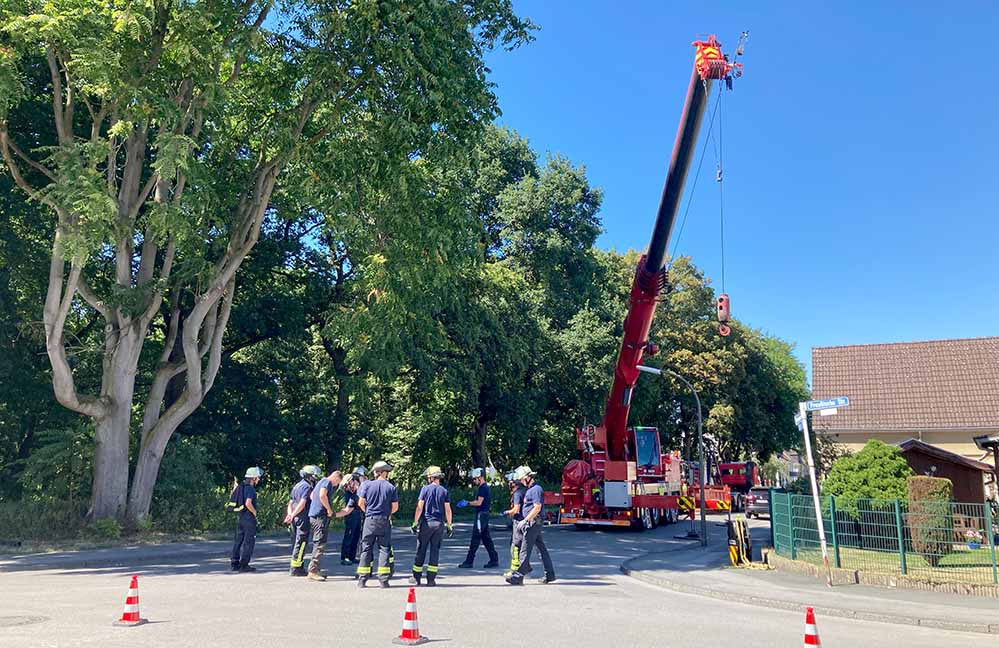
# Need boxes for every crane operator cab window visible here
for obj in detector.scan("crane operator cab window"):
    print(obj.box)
[633,427,662,468]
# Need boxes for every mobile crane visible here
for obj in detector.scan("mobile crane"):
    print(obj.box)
[557,35,744,529]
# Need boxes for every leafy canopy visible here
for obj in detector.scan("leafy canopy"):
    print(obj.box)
[822,439,915,500]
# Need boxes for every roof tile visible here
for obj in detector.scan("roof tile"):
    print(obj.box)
[811,337,999,431]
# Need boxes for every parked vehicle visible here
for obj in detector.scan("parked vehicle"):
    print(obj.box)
[744,487,771,519]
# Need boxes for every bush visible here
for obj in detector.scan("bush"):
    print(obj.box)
[822,440,913,500]
[87,518,122,540]
[0,498,88,542]
[907,475,953,567]
[785,476,812,494]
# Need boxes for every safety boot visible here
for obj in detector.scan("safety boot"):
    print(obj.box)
[408,573,422,586]
[308,571,327,582]
[357,577,367,588]
[426,574,437,587]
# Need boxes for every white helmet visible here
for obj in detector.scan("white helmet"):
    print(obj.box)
[512,465,535,481]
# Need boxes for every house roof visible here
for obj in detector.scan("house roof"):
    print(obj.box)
[811,337,999,432]
[898,438,995,474]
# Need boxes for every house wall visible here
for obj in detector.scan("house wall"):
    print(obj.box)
[819,429,998,464]
[900,450,985,503]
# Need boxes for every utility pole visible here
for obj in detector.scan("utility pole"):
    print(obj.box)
[638,365,707,546]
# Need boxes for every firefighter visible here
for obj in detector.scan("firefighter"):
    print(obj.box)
[356,460,399,588]
[230,467,263,572]
[339,475,362,564]
[457,467,499,568]
[409,465,454,586]
[285,464,322,576]
[505,466,555,585]
[306,470,343,581]
[502,471,526,542]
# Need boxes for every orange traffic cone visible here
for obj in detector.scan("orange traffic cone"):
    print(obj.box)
[113,574,147,626]
[392,587,428,645]
[803,606,820,646]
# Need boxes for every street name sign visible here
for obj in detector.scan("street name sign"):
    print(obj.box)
[805,397,849,412]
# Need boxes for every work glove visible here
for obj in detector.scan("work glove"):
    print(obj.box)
[410,522,419,535]
[456,499,468,508]
[446,524,454,539]
[516,519,529,532]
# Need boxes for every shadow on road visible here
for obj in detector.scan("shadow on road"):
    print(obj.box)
[0,516,752,585]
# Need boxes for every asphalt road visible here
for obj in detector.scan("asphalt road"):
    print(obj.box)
[0,519,983,647]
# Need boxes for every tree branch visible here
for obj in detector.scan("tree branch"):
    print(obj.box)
[2,132,56,181]
[42,237,107,419]
[46,48,70,145]
[77,276,112,321]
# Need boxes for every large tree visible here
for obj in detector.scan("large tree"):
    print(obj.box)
[0,0,531,521]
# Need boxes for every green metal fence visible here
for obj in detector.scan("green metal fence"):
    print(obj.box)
[771,491,999,586]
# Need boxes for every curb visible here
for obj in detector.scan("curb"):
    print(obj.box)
[619,555,999,635]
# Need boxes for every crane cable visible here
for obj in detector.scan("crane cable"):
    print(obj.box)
[715,84,726,294]
[666,85,722,273]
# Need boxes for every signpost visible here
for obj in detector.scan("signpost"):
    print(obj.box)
[798,396,849,586]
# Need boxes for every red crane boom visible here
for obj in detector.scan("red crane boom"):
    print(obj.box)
[557,35,742,529]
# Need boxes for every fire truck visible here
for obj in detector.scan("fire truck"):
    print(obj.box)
[718,460,759,510]
[557,34,745,529]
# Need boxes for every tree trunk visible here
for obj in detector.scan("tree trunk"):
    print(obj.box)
[126,419,180,522]
[470,417,490,469]
[90,409,131,520]
[323,340,352,471]
[89,332,142,520]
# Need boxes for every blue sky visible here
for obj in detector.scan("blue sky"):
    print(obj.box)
[485,1,999,382]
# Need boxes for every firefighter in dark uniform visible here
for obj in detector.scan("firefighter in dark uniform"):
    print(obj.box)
[505,465,555,585]
[230,467,263,572]
[457,467,499,568]
[339,475,362,564]
[285,464,321,576]
[409,465,454,586]
[306,469,343,581]
[356,460,399,588]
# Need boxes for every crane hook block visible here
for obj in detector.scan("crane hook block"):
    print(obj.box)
[717,293,731,323]
[693,35,743,82]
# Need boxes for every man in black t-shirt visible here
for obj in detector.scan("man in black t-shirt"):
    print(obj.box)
[457,467,499,568]
[230,467,263,572]
[339,476,362,564]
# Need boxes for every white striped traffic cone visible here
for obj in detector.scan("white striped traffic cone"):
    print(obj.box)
[113,574,147,626]
[803,606,820,646]
[392,587,428,645]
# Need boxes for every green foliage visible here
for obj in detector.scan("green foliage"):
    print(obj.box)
[822,440,914,500]
[785,476,812,495]
[87,517,122,540]
[907,476,954,567]
[17,423,93,505]
[0,6,812,538]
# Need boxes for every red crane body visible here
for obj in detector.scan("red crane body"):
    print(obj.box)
[557,36,741,528]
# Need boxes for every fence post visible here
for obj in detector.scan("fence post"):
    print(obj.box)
[788,494,797,560]
[829,496,841,569]
[986,503,998,586]
[893,499,907,576]
[767,488,777,549]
